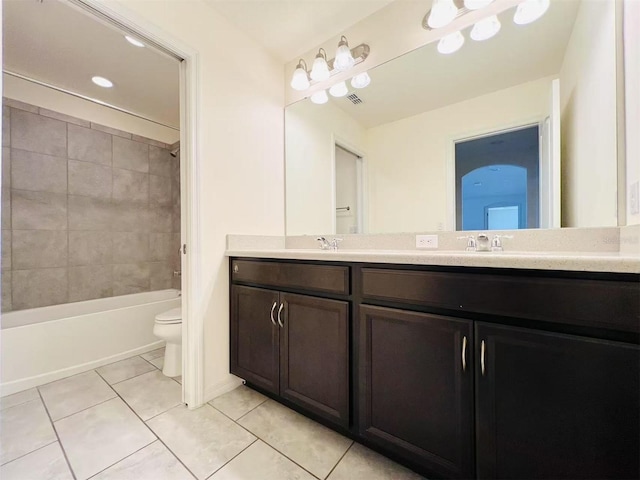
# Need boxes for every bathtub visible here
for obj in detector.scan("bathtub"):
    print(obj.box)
[0,289,181,396]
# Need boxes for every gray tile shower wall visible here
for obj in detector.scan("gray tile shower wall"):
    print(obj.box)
[0,98,181,312]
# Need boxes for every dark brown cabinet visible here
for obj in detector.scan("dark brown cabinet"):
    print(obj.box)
[230,284,349,427]
[359,305,474,479]
[476,323,640,479]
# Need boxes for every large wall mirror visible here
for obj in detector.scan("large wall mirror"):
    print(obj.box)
[285,0,624,235]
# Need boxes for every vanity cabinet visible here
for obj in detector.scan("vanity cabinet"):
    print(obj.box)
[230,260,350,427]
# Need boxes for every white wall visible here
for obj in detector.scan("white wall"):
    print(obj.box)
[366,76,553,232]
[624,0,640,226]
[111,0,285,402]
[559,0,618,228]
[286,100,366,235]
[3,73,179,144]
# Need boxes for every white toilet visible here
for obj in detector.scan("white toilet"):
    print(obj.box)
[153,307,182,377]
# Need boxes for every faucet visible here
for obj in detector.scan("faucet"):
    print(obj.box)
[477,233,490,252]
[316,237,343,251]
[491,234,513,252]
[457,235,478,252]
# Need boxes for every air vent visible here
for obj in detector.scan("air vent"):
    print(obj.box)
[347,93,363,105]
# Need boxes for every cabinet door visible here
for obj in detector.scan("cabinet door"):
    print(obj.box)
[359,305,474,478]
[476,323,640,479]
[230,285,280,394]
[280,293,349,427]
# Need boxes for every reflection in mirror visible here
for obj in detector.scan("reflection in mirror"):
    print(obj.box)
[285,0,622,235]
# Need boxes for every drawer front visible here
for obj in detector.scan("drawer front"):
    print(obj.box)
[232,260,350,295]
[361,268,640,333]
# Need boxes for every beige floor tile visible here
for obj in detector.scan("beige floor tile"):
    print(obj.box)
[150,356,165,369]
[113,370,182,421]
[0,399,57,464]
[209,385,267,421]
[92,441,194,480]
[97,356,156,385]
[174,376,183,385]
[55,397,155,480]
[209,440,316,480]
[39,371,116,421]
[0,442,73,480]
[327,443,425,480]
[0,388,39,411]
[238,400,352,479]
[147,404,255,480]
[141,347,165,361]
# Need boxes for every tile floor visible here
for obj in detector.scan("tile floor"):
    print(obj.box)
[0,348,424,480]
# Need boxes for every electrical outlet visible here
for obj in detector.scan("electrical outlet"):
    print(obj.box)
[630,181,640,215]
[416,234,438,249]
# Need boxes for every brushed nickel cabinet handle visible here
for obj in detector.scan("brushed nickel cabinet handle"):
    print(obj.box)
[462,336,467,372]
[277,303,284,328]
[481,340,486,376]
[269,301,277,326]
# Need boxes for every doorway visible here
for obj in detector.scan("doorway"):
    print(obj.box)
[455,126,540,231]
[334,144,363,234]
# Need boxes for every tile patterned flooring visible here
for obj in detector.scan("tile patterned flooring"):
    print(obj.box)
[0,348,424,480]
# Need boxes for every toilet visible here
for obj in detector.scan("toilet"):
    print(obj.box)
[153,307,182,377]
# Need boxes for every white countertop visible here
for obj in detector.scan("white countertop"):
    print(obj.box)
[225,249,640,274]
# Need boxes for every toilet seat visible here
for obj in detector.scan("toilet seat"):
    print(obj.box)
[155,307,182,324]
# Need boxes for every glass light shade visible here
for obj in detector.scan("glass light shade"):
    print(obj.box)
[91,76,113,88]
[290,66,310,91]
[334,43,355,71]
[310,90,328,104]
[351,72,371,89]
[310,55,330,82]
[437,30,465,54]
[470,15,501,41]
[329,81,349,97]
[513,0,550,25]
[427,0,458,29]
[464,0,494,10]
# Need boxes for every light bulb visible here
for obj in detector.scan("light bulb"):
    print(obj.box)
[329,81,349,97]
[290,61,310,91]
[437,30,465,54]
[428,0,458,29]
[464,0,494,10]
[351,72,371,89]
[310,50,330,82]
[334,37,355,71]
[471,15,501,41]
[310,90,328,104]
[91,76,113,88]
[513,0,550,25]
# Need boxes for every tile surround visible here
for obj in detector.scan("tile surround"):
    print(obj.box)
[1,98,181,312]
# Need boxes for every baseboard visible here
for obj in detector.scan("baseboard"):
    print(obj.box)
[0,340,165,397]
[202,374,244,405]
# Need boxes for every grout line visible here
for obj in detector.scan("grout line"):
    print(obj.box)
[108,365,160,387]
[323,440,354,480]
[204,437,259,479]
[47,395,117,423]
[227,398,268,423]
[0,439,58,467]
[85,440,158,480]
[36,389,78,480]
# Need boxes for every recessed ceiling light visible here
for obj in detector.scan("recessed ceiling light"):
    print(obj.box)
[124,35,145,47]
[92,76,113,88]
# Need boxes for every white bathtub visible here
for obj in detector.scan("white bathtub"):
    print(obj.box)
[0,289,181,396]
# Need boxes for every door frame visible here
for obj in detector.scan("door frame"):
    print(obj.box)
[331,134,367,234]
[446,119,541,231]
[71,0,204,408]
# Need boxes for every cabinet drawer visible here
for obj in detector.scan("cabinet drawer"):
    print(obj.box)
[232,260,349,295]
[361,268,640,333]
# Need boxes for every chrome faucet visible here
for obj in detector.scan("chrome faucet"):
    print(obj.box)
[477,233,490,252]
[457,235,477,252]
[316,237,343,251]
[491,234,513,252]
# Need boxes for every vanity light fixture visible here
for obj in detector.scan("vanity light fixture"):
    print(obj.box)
[470,15,501,41]
[290,59,310,91]
[124,35,145,47]
[91,76,113,88]
[427,0,459,29]
[513,0,550,25]
[438,31,465,54]
[334,36,356,71]
[310,48,330,82]
[351,71,371,89]
[329,81,349,97]
[310,90,329,104]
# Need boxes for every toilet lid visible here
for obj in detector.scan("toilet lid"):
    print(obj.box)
[155,307,182,324]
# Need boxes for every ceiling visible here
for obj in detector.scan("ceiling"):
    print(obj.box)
[322,0,580,128]
[203,0,395,62]
[3,0,180,129]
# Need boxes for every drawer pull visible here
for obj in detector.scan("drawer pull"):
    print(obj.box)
[462,336,467,372]
[481,340,486,376]
[277,303,284,328]
[269,301,277,326]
